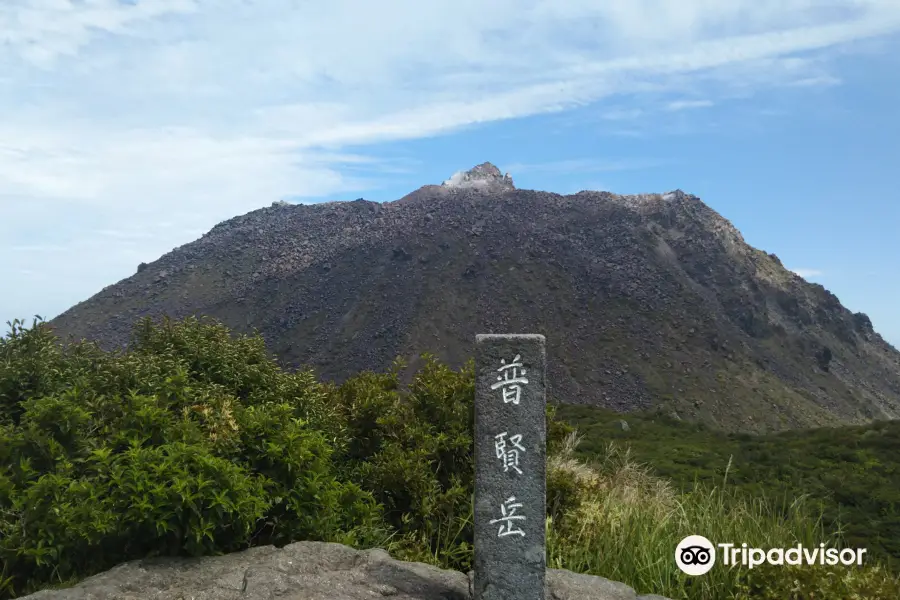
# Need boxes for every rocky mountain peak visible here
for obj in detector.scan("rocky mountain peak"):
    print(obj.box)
[48,174,900,434]
[441,162,515,191]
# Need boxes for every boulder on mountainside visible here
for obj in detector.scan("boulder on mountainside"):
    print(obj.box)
[18,541,671,600]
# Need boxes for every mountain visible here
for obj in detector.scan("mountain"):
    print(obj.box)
[48,162,900,433]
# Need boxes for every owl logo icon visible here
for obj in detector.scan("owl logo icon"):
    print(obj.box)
[675,535,716,575]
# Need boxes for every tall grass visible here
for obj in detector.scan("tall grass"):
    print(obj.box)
[543,432,896,599]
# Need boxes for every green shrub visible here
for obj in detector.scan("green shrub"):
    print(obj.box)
[1,316,897,600]
[0,318,386,597]
[331,354,572,572]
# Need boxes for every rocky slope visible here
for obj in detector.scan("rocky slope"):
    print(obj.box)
[48,163,900,432]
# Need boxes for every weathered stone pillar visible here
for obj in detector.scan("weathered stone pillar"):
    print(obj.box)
[473,334,546,600]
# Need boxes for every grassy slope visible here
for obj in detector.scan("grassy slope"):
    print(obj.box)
[556,403,900,570]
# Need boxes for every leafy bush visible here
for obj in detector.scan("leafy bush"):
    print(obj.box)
[0,317,385,597]
[0,317,567,597]
[324,353,575,572]
[1,316,897,599]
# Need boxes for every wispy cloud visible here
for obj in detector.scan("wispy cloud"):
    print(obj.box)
[600,108,645,121]
[791,268,825,278]
[1,0,899,321]
[665,99,715,111]
[787,75,843,87]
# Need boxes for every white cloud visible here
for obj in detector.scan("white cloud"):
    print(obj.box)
[666,99,715,111]
[1,0,899,322]
[600,108,646,121]
[791,268,825,278]
[787,74,844,86]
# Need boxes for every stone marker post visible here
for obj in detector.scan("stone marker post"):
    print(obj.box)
[474,334,546,600]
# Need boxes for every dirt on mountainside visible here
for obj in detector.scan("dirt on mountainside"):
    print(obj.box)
[49,162,900,433]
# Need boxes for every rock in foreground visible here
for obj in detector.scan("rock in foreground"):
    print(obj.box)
[19,541,671,600]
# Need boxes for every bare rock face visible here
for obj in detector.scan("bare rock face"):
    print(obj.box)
[47,162,900,433]
[442,162,515,192]
[18,541,671,600]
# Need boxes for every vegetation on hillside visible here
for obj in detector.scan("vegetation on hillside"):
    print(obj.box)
[557,404,900,572]
[1,317,897,599]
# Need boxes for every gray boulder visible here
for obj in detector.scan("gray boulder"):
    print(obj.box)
[19,541,672,600]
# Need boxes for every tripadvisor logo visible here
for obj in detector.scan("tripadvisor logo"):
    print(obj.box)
[675,535,868,575]
[675,535,716,576]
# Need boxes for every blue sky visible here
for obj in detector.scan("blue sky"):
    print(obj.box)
[1,1,899,347]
